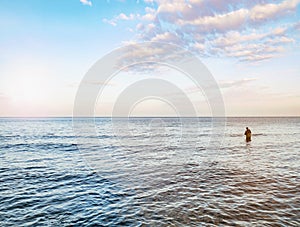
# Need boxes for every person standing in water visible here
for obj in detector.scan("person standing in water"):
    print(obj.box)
[244,127,252,142]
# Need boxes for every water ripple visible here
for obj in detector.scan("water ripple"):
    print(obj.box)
[0,118,299,226]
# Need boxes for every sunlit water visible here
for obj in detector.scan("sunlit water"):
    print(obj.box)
[0,117,299,226]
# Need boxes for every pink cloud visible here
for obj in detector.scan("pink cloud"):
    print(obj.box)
[105,0,300,62]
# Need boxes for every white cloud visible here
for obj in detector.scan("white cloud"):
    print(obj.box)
[250,0,300,22]
[145,6,156,14]
[117,13,136,20]
[182,78,257,96]
[194,42,205,51]
[147,23,156,30]
[80,0,92,6]
[103,13,139,26]
[136,23,144,30]
[207,26,295,61]
[142,13,156,21]
[175,0,299,33]
[268,36,295,44]
[219,78,257,89]
[215,27,289,46]
[294,21,300,30]
[102,18,117,26]
[178,8,249,33]
[105,0,300,62]
[151,32,180,43]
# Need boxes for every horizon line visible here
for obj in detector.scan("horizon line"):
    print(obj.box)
[0,116,299,118]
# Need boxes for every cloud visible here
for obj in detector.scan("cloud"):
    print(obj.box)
[117,13,136,20]
[156,0,300,28]
[295,22,300,30]
[206,27,294,61]
[102,18,117,26]
[80,0,92,6]
[160,0,300,34]
[151,32,183,45]
[178,8,249,33]
[103,13,139,26]
[250,0,300,22]
[183,78,257,94]
[218,78,257,88]
[67,80,115,89]
[217,28,285,47]
[83,80,115,86]
[105,0,300,62]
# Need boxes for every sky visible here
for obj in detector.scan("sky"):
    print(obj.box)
[0,0,300,117]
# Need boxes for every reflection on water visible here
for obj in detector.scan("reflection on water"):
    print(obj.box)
[0,117,299,226]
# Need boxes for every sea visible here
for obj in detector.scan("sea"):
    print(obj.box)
[0,117,299,226]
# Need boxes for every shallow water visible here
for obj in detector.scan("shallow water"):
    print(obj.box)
[0,117,299,226]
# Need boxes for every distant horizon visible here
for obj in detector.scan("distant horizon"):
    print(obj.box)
[0,115,299,118]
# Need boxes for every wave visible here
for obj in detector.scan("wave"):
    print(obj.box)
[229,133,266,137]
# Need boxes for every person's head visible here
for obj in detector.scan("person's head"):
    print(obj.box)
[246,127,248,130]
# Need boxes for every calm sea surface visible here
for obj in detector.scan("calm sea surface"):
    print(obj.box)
[0,117,299,226]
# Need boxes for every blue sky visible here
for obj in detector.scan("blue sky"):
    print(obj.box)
[0,0,300,116]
